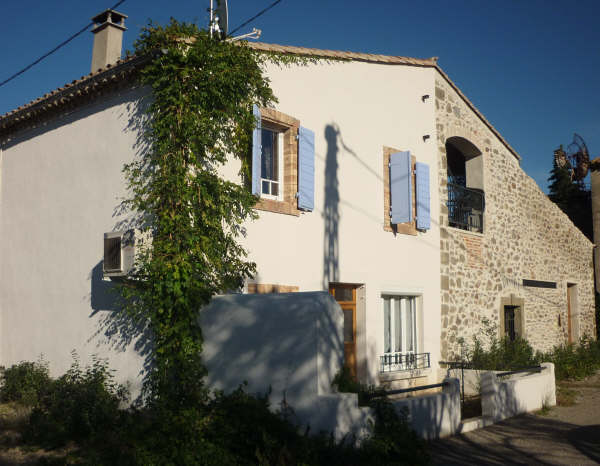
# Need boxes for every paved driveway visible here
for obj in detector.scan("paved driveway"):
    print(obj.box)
[429,373,600,465]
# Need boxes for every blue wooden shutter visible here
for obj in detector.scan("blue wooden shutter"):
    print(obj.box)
[416,162,430,230]
[298,126,315,211]
[390,151,412,224]
[251,104,262,196]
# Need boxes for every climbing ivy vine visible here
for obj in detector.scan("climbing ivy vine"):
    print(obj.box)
[117,20,303,410]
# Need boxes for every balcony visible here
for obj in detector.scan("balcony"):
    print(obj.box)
[447,183,485,233]
[380,352,431,373]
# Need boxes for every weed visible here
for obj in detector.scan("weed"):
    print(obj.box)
[0,357,50,407]
[556,385,578,406]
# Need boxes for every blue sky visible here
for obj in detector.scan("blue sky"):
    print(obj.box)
[2,0,599,191]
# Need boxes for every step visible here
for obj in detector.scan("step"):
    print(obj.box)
[458,415,495,433]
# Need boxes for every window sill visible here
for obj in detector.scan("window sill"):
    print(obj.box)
[378,367,431,382]
[255,198,299,216]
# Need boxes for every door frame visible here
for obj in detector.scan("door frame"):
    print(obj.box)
[329,283,359,378]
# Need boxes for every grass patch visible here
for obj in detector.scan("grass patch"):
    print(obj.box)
[556,385,578,407]
[535,406,552,416]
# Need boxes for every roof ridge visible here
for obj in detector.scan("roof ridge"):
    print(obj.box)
[247,41,438,66]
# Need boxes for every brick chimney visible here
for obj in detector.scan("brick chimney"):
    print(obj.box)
[591,158,600,291]
[90,9,127,73]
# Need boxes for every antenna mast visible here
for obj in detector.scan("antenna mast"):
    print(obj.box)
[209,1,261,41]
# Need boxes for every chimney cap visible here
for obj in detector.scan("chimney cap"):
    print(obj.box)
[91,9,127,33]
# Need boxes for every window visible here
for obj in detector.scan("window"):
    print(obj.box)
[381,294,428,373]
[383,295,417,355]
[260,127,283,199]
[503,305,517,342]
[382,146,431,235]
[250,107,315,216]
[499,295,524,341]
[445,137,484,233]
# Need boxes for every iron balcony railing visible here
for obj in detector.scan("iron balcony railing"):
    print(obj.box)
[447,183,485,233]
[380,352,431,373]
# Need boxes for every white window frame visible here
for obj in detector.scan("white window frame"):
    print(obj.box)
[381,294,424,373]
[260,127,284,201]
[383,294,418,355]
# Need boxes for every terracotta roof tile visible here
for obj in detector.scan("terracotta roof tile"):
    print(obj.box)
[247,42,437,66]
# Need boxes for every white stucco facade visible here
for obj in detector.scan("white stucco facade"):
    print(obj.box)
[0,55,443,394]
[0,87,147,395]
[236,60,441,386]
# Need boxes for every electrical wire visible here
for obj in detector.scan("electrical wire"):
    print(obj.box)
[0,0,126,89]
[228,0,283,37]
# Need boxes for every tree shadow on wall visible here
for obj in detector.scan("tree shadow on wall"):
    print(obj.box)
[87,95,156,403]
[88,260,154,403]
[198,291,358,435]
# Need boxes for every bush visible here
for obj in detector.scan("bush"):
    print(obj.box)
[470,337,537,371]
[0,358,51,406]
[359,398,429,465]
[109,384,428,466]
[466,317,600,382]
[26,353,128,447]
[0,357,429,465]
[538,336,600,381]
[332,366,361,393]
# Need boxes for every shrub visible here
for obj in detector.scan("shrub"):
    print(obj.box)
[332,366,361,393]
[113,384,429,466]
[359,398,429,465]
[466,318,600,382]
[0,358,50,406]
[470,337,537,371]
[26,353,128,447]
[538,336,600,381]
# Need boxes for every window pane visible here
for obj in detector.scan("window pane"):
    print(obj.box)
[262,180,269,195]
[271,182,278,197]
[412,298,417,352]
[261,128,278,181]
[394,298,402,353]
[334,287,353,302]
[384,298,391,354]
[406,298,416,352]
[343,309,354,343]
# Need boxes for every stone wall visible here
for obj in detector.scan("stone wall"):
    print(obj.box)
[435,75,596,359]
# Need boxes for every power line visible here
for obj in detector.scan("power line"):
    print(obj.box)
[228,0,283,37]
[0,0,126,89]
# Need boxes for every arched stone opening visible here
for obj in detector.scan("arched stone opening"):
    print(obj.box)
[445,136,485,232]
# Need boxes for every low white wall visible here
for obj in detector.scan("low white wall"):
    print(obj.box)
[199,291,372,440]
[481,362,556,422]
[392,377,461,440]
[200,292,461,441]
[438,367,507,397]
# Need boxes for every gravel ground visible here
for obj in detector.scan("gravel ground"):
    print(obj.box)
[428,371,600,465]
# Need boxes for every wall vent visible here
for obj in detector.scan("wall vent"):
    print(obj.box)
[103,230,137,277]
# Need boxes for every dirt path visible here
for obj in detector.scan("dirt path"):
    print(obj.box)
[429,372,600,465]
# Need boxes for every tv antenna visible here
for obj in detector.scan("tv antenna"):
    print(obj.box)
[566,133,591,185]
[209,1,261,41]
[209,0,228,39]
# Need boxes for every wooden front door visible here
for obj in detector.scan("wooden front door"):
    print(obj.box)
[329,284,357,378]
